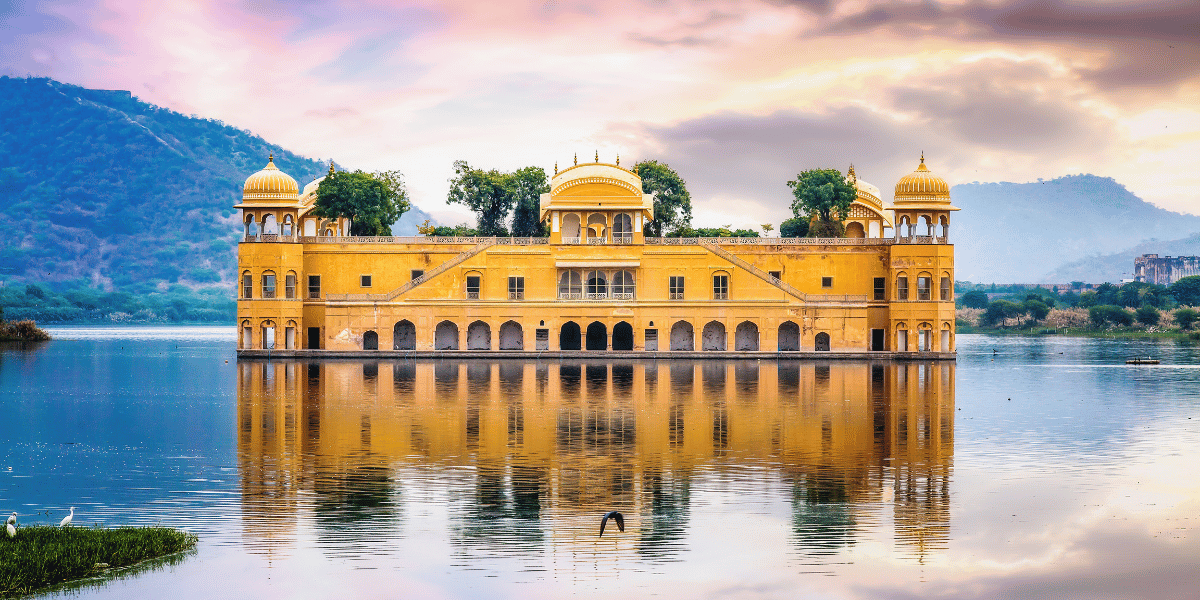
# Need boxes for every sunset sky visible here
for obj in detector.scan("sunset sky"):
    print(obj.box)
[3,0,1198,227]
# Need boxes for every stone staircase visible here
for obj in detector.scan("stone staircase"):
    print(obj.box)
[697,240,808,302]
[326,240,495,302]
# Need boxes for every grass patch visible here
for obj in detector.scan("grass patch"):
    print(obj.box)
[0,526,197,597]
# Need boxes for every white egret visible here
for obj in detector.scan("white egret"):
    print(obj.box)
[6,523,14,538]
[59,507,74,528]
[6,512,14,526]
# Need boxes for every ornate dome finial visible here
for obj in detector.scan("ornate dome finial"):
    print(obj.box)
[574,152,578,166]
[595,150,599,163]
[920,151,925,164]
[554,161,558,175]
[848,164,856,180]
[616,154,620,166]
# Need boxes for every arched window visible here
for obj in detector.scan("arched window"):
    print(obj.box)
[897,273,909,301]
[562,213,581,243]
[467,320,491,350]
[303,219,316,237]
[845,222,865,238]
[263,214,278,235]
[917,272,932,301]
[586,270,607,298]
[940,272,952,301]
[919,215,932,237]
[558,270,582,299]
[917,323,932,351]
[815,332,831,351]
[363,330,379,350]
[585,321,607,350]
[560,321,582,350]
[241,319,252,349]
[587,214,607,244]
[242,270,253,299]
[261,270,277,299]
[465,271,482,299]
[612,321,634,350]
[712,271,729,300]
[612,270,635,299]
[896,323,909,351]
[613,213,633,243]
[285,271,297,299]
[941,322,952,352]
[435,321,459,350]
[282,215,294,237]
[245,214,259,238]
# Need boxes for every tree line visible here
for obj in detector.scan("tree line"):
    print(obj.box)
[315,159,855,239]
[958,278,1200,330]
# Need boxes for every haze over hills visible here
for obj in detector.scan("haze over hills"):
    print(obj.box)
[0,76,431,295]
[952,175,1200,283]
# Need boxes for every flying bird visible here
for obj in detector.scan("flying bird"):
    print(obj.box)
[59,507,74,528]
[599,511,624,537]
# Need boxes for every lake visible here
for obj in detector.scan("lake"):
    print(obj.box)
[2,327,1198,599]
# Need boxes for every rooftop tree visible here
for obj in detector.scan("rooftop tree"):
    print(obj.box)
[634,160,692,237]
[786,168,856,238]
[313,169,410,236]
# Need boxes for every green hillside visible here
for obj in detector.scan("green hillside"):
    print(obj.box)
[0,76,329,322]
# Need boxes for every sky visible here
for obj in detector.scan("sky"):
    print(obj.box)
[2,0,1199,228]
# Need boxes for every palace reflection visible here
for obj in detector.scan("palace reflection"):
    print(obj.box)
[238,360,953,564]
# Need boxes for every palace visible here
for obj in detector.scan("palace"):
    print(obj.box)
[236,154,957,356]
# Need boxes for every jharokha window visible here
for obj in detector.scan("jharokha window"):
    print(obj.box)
[261,271,276,299]
[917,276,932,301]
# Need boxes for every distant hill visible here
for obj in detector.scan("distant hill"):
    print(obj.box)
[1043,233,1200,284]
[952,175,1200,283]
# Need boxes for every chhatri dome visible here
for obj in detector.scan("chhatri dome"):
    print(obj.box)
[846,164,883,210]
[242,155,299,204]
[893,153,953,207]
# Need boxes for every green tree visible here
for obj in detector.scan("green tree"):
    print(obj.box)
[634,160,692,237]
[1170,275,1200,306]
[960,290,989,309]
[447,161,512,237]
[507,166,550,237]
[1089,305,1133,326]
[313,169,409,236]
[779,217,809,238]
[983,300,1025,326]
[786,168,855,238]
[1024,298,1051,322]
[1135,305,1161,326]
[1174,308,1198,330]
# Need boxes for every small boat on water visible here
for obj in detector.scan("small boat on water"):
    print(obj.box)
[1125,357,1160,365]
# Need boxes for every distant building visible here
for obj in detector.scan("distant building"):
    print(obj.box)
[1133,254,1200,285]
[235,155,958,356]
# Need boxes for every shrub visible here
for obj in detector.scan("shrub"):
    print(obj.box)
[1135,305,1161,326]
[1174,308,1199,330]
[1089,304,1133,326]
[1024,299,1051,322]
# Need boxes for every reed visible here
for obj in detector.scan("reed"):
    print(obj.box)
[0,526,197,597]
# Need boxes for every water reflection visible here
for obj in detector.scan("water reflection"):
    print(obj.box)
[237,360,953,567]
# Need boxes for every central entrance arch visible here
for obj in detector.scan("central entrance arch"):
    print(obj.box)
[612,321,634,350]
[560,321,581,350]
[586,321,608,351]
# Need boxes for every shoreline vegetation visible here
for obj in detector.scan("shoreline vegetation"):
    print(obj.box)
[0,319,49,342]
[0,526,197,597]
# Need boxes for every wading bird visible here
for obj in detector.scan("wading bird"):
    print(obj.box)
[59,507,74,528]
[599,511,624,537]
[6,512,14,527]
[6,523,14,538]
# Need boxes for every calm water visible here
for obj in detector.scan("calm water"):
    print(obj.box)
[2,328,1199,599]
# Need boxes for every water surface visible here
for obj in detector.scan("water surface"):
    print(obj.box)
[2,329,1198,599]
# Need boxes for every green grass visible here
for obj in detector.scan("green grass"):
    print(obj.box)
[0,526,197,597]
[961,324,1198,339]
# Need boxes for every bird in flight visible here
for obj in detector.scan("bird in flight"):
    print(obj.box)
[599,511,624,537]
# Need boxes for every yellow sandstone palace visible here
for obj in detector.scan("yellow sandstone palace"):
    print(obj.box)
[236,155,957,357]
